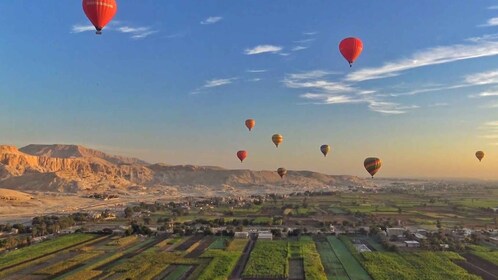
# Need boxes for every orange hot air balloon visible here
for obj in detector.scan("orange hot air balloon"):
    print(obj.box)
[83,0,118,35]
[320,145,331,157]
[339,37,363,67]
[277,167,287,178]
[475,151,485,162]
[237,150,247,162]
[364,157,382,178]
[272,134,283,147]
[245,119,255,131]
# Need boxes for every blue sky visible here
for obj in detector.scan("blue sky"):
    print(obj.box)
[0,1,498,178]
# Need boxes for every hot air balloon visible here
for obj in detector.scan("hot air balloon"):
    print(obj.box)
[320,145,331,157]
[245,119,255,131]
[83,0,118,35]
[272,134,283,147]
[364,157,382,178]
[237,150,247,162]
[277,167,287,178]
[339,37,363,67]
[476,151,485,162]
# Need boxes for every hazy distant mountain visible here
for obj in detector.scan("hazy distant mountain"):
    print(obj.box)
[0,144,374,194]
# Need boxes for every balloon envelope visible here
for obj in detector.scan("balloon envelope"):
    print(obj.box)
[364,157,382,178]
[237,150,247,162]
[245,119,255,131]
[339,37,363,66]
[277,167,287,178]
[320,145,331,157]
[475,151,485,162]
[83,0,117,34]
[272,134,283,147]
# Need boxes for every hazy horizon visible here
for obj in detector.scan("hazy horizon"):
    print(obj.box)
[1,1,497,179]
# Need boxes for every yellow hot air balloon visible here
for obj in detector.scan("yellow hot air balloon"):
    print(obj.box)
[272,134,283,147]
[475,151,485,162]
[320,145,331,157]
[277,167,287,178]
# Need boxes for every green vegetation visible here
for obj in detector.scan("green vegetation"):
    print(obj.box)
[468,245,498,266]
[35,251,102,276]
[164,265,192,280]
[107,235,138,247]
[295,236,327,280]
[315,239,349,280]
[0,234,96,270]
[198,249,241,280]
[226,239,248,252]
[243,240,289,278]
[328,236,371,280]
[208,237,230,249]
[362,252,480,280]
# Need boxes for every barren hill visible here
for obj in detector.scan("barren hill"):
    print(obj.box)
[0,144,373,195]
[0,188,32,201]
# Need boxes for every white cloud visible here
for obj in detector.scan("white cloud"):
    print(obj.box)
[71,23,156,39]
[248,78,262,82]
[303,31,318,36]
[71,24,96,33]
[465,70,498,85]
[246,69,267,73]
[201,16,223,25]
[368,101,418,114]
[428,102,449,107]
[204,78,236,88]
[292,46,308,51]
[294,38,315,44]
[286,70,336,80]
[244,45,282,55]
[346,35,498,82]
[481,17,498,27]
[472,91,498,98]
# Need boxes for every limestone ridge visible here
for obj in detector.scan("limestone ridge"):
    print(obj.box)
[0,144,372,193]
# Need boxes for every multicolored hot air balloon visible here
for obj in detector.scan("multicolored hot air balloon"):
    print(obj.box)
[475,151,485,162]
[237,150,247,162]
[272,134,283,147]
[245,119,255,131]
[364,157,382,178]
[277,167,287,178]
[83,0,118,35]
[320,145,331,157]
[339,37,363,67]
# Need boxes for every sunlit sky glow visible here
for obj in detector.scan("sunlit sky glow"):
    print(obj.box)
[0,1,497,179]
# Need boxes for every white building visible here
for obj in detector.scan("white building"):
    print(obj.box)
[257,231,273,240]
[404,240,420,248]
[234,232,249,239]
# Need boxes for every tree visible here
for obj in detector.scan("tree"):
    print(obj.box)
[124,207,133,219]
[436,219,442,229]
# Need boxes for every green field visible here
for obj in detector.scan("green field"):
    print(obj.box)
[327,236,371,280]
[468,244,498,266]
[0,233,97,270]
[362,252,480,280]
[243,240,289,278]
[315,238,349,280]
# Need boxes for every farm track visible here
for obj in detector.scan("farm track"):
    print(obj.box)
[455,253,498,280]
[0,234,108,273]
[229,237,255,280]
[184,236,214,258]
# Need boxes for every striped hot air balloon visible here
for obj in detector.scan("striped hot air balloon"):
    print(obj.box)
[277,167,287,178]
[272,134,283,147]
[364,157,382,178]
[475,151,484,162]
[320,145,331,157]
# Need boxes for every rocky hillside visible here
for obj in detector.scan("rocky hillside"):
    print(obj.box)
[0,144,373,194]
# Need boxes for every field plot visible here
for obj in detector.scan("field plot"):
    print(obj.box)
[362,252,481,280]
[327,236,371,280]
[242,240,289,279]
[315,237,349,280]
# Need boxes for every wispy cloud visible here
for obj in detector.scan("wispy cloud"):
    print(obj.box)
[71,23,157,39]
[71,24,95,33]
[470,90,498,98]
[428,102,449,107]
[200,16,223,25]
[303,31,318,36]
[465,70,498,85]
[244,45,282,55]
[346,35,498,82]
[480,17,498,27]
[248,78,262,82]
[204,78,236,88]
[284,70,416,114]
[246,69,267,73]
[489,5,498,10]
[294,38,315,44]
[292,46,308,51]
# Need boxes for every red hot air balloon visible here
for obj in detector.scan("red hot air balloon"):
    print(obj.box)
[237,150,247,162]
[245,119,255,131]
[339,37,363,67]
[83,0,118,35]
